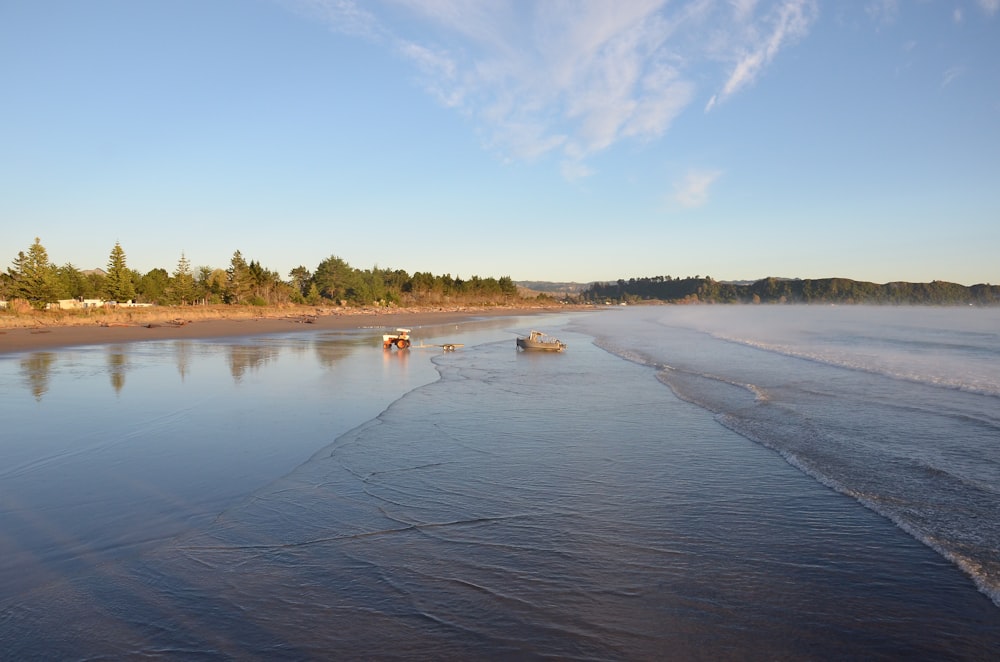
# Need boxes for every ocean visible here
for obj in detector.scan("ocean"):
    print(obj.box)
[1,306,998,660]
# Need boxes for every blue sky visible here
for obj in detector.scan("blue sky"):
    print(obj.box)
[2,1,998,285]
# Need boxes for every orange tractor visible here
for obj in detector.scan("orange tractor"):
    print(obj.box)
[382,328,412,350]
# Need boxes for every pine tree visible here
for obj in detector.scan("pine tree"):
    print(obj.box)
[171,251,197,305]
[225,250,253,304]
[8,237,59,309]
[105,241,136,303]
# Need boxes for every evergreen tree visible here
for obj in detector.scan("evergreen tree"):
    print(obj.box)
[199,267,228,304]
[312,255,355,303]
[304,282,322,305]
[8,237,59,308]
[288,266,312,297]
[104,241,136,302]
[225,250,253,303]
[171,251,197,305]
[138,268,170,303]
[83,271,106,299]
[55,263,85,299]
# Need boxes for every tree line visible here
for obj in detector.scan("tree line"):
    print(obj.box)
[583,275,1000,305]
[2,238,519,310]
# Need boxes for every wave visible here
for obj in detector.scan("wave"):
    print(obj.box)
[592,332,1000,610]
[710,409,1000,610]
[708,332,1000,399]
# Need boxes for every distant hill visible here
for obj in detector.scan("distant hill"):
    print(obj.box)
[515,281,593,297]
[581,276,1000,305]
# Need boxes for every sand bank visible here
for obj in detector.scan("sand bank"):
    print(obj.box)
[0,305,578,355]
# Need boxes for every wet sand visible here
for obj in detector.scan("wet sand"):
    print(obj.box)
[0,306,573,355]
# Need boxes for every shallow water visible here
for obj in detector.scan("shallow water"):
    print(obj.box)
[579,306,1000,610]
[1,308,998,659]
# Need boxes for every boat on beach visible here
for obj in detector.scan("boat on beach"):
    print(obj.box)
[516,330,567,352]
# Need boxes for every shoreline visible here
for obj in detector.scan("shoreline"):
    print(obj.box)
[0,305,583,355]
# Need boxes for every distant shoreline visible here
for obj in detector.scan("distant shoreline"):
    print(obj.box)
[0,304,585,355]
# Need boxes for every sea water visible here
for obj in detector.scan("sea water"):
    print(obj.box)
[1,307,998,660]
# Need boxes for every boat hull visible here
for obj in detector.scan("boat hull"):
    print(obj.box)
[516,333,566,352]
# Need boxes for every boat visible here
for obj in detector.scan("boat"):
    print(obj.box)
[516,330,567,352]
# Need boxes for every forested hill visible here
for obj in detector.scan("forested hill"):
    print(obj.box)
[582,276,1000,305]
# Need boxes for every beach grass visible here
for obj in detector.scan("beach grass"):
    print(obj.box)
[0,301,570,331]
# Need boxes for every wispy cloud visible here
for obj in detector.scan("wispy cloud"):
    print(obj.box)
[287,1,818,177]
[284,0,384,40]
[954,0,1000,22]
[672,169,723,208]
[865,0,900,25]
[706,0,817,111]
[560,160,595,183]
[941,66,965,88]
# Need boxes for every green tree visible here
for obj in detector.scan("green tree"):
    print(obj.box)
[82,271,106,299]
[352,266,388,304]
[289,266,312,298]
[304,282,322,305]
[497,276,517,296]
[105,241,136,302]
[138,268,170,303]
[199,266,227,304]
[225,250,254,304]
[247,260,282,305]
[313,255,355,303]
[55,263,86,299]
[170,252,197,305]
[8,237,59,308]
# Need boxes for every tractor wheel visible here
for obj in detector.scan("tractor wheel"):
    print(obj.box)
[397,339,408,349]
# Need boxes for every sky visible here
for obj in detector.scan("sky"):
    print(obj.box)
[1,0,998,286]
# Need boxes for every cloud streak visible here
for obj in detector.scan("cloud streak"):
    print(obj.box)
[979,0,1000,15]
[705,0,817,111]
[287,1,819,176]
[673,169,724,208]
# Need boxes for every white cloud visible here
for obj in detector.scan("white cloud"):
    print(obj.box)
[978,0,1000,16]
[560,160,596,183]
[673,169,723,208]
[731,0,762,23]
[941,66,965,88]
[283,0,384,40]
[708,0,818,111]
[865,0,900,25]
[288,1,818,177]
[396,41,463,107]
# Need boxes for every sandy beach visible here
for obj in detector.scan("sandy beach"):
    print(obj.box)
[0,305,576,355]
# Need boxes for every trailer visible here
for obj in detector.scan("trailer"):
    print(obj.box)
[382,328,412,350]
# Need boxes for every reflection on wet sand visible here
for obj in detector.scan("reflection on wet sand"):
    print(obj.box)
[382,344,409,370]
[20,352,56,401]
[174,341,192,381]
[314,335,369,369]
[107,346,129,394]
[227,344,280,382]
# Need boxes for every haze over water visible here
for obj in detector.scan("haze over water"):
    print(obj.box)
[1,307,998,659]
